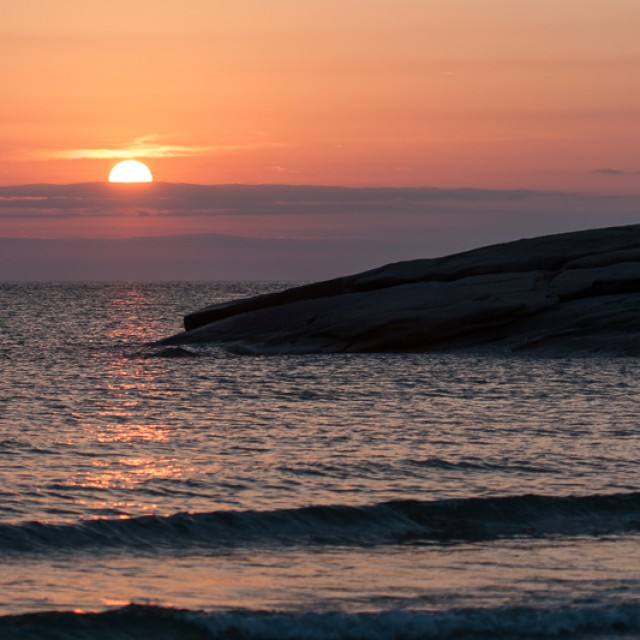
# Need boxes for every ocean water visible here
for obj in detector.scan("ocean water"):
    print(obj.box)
[0,282,639,640]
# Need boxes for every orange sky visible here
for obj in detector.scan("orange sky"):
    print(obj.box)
[1,0,639,192]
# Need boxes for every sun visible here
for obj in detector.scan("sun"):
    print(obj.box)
[108,160,153,183]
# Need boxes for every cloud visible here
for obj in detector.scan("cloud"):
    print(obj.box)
[591,168,640,176]
[1,183,639,222]
[26,134,283,161]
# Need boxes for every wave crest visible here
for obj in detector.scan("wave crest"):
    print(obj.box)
[1,491,638,555]
[2,602,640,640]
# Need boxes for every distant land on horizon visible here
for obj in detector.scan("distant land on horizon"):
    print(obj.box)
[1,183,639,281]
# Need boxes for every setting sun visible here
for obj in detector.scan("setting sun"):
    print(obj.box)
[108,160,153,183]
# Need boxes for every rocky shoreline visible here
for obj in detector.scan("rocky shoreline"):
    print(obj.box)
[162,224,640,355]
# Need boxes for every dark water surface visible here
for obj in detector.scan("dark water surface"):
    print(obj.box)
[1,283,639,639]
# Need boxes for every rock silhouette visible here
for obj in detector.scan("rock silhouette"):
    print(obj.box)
[165,224,640,355]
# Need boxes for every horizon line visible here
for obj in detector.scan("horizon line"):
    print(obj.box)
[0,181,624,198]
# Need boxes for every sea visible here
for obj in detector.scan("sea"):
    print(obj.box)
[0,281,639,640]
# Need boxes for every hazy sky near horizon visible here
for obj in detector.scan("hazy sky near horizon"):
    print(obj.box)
[1,183,639,280]
[2,0,639,192]
[2,1,639,279]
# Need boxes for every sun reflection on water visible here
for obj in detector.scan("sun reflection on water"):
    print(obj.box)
[67,286,196,518]
[96,423,170,444]
[78,456,185,490]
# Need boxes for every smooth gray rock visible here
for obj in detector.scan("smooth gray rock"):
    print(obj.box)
[165,224,640,355]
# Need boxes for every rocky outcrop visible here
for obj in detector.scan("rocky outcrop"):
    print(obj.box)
[164,224,640,355]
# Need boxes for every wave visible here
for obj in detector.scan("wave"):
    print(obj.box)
[2,602,640,640]
[405,456,553,474]
[1,492,638,555]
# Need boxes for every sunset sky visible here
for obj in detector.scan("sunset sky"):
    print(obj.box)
[2,0,639,279]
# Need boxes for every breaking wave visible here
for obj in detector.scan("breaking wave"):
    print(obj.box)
[1,491,638,555]
[2,602,640,640]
